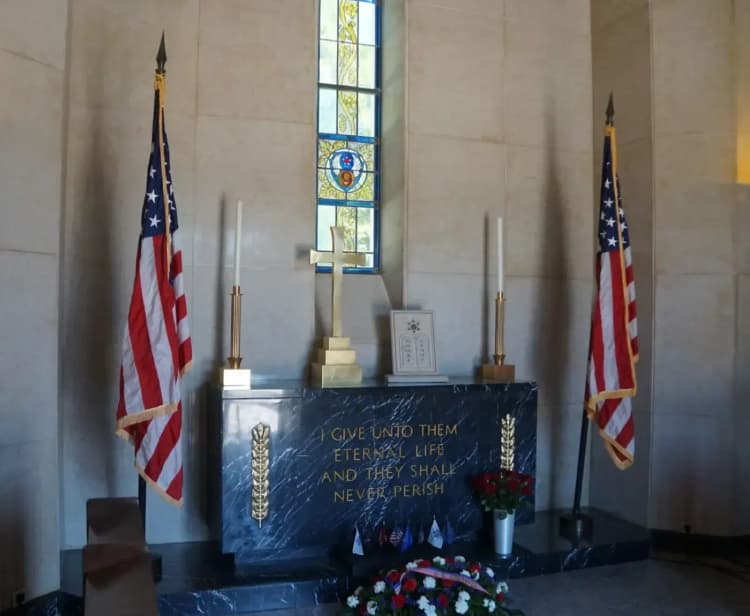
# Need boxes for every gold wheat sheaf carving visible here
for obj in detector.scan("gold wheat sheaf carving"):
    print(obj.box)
[500,414,516,471]
[251,423,270,528]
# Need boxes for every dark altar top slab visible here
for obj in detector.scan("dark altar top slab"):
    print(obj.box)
[209,379,537,564]
[219,377,536,396]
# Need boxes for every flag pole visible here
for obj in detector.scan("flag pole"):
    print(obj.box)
[559,93,616,541]
[138,31,168,533]
[571,407,589,515]
[560,408,594,541]
[136,34,169,582]
[155,32,172,275]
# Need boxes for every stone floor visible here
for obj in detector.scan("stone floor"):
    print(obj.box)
[256,556,750,616]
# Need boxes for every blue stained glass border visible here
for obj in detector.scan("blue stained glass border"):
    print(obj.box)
[319,132,377,144]
[318,198,376,208]
[316,0,381,275]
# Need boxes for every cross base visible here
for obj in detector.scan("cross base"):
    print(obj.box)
[321,336,351,350]
[311,337,362,387]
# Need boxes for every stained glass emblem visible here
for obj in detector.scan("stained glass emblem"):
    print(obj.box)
[326,148,367,192]
[316,0,380,272]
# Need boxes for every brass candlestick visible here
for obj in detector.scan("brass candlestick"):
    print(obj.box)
[493,292,506,365]
[228,285,242,368]
[221,285,251,389]
[482,291,515,382]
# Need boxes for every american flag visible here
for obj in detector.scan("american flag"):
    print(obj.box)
[585,122,638,470]
[115,75,192,504]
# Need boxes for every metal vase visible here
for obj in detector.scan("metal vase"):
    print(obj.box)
[493,509,515,556]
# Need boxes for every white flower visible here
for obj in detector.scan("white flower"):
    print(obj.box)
[460,569,471,577]
[423,606,437,616]
[432,556,446,566]
[455,555,466,563]
[417,596,431,611]
[483,598,497,612]
[486,567,495,579]
[366,599,378,615]
[346,595,359,608]
[455,598,469,614]
[373,581,386,594]
[458,591,470,602]
[496,581,509,594]
[472,570,480,581]
[406,561,418,570]
[423,576,436,589]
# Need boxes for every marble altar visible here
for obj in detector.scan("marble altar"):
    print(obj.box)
[209,379,538,564]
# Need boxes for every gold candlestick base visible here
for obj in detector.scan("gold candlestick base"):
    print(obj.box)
[221,368,252,390]
[221,285,251,389]
[481,362,515,382]
[481,292,515,383]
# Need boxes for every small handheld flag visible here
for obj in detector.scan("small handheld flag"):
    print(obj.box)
[390,526,404,548]
[445,519,456,545]
[428,517,444,549]
[352,526,364,556]
[378,525,388,548]
[417,525,425,544]
[400,525,414,552]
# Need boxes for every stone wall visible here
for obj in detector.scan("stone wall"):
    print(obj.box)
[59,0,317,548]
[650,0,739,535]
[589,0,654,527]
[0,0,68,606]
[58,0,597,551]
[591,0,750,536]
[402,0,595,511]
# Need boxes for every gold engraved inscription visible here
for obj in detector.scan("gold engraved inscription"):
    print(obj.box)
[318,422,461,504]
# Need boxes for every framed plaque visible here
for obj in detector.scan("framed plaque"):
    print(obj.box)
[390,310,440,376]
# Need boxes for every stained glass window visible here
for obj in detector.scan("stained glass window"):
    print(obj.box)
[316,0,380,271]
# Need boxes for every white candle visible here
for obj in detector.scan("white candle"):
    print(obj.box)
[497,216,504,294]
[233,200,243,287]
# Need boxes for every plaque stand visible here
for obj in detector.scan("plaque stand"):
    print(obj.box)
[482,292,515,382]
[311,336,362,387]
[221,285,251,389]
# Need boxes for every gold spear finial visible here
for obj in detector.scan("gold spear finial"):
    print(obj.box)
[156,31,167,75]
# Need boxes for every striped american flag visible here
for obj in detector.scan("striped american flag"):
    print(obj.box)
[585,122,638,470]
[116,75,192,505]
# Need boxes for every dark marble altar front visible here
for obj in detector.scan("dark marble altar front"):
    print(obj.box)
[210,380,537,564]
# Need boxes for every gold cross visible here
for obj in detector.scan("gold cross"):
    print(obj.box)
[310,226,366,338]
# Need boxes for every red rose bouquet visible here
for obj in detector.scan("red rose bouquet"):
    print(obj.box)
[341,556,524,615]
[470,470,534,517]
